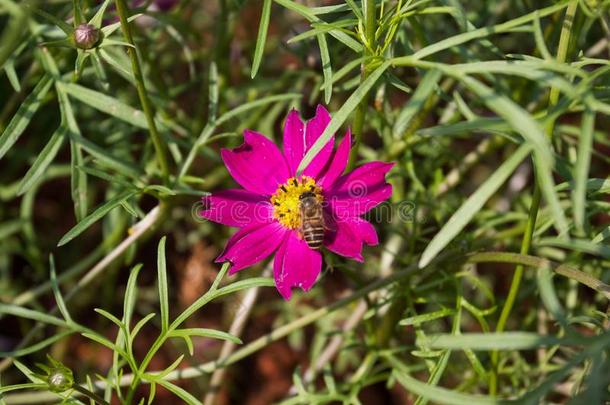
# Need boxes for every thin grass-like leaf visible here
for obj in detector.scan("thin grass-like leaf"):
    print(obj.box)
[251,0,272,78]
[275,0,363,52]
[17,125,67,195]
[393,68,441,140]
[0,304,68,328]
[123,264,142,328]
[419,144,531,267]
[169,328,242,344]
[57,190,138,246]
[0,75,53,160]
[572,107,595,233]
[416,332,569,350]
[157,380,202,405]
[57,82,150,128]
[49,255,72,323]
[157,236,170,333]
[317,33,332,103]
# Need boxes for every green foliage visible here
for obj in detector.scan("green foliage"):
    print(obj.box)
[1,0,610,403]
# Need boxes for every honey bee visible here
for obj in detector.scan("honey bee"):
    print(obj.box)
[299,191,326,250]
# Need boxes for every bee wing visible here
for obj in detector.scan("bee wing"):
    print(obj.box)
[322,209,337,232]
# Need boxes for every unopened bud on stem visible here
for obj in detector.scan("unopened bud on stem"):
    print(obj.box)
[73,24,101,49]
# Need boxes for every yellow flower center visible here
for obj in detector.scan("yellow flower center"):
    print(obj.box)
[271,176,323,229]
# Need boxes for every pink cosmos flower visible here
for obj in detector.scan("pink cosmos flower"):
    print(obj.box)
[200,105,394,300]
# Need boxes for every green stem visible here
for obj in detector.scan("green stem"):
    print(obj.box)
[489,0,579,395]
[114,0,170,185]
[124,262,231,404]
[348,0,377,170]
[71,384,110,405]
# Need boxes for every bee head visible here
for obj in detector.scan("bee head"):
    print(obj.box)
[299,191,316,200]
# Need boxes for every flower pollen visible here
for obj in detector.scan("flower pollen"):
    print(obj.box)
[271,176,323,229]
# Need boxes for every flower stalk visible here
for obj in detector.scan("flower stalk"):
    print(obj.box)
[348,0,378,170]
[114,0,170,184]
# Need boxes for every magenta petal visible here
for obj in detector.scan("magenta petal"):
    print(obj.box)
[221,130,290,195]
[350,216,379,245]
[305,105,331,149]
[216,221,287,274]
[328,162,394,216]
[302,105,335,179]
[324,215,378,262]
[317,129,351,189]
[273,231,322,300]
[283,109,305,175]
[324,218,366,262]
[200,189,273,227]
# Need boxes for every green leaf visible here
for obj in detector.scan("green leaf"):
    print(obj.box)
[169,328,242,344]
[393,68,442,140]
[101,14,142,37]
[89,0,112,28]
[399,308,455,326]
[458,75,568,236]
[69,141,88,221]
[297,60,391,174]
[82,332,120,352]
[69,131,142,178]
[389,357,507,405]
[157,380,202,405]
[537,238,610,259]
[57,82,149,128]
[416,332,567,351]
[419,144,531,267]
[536,267,566,326]
[5,59,21,92]
[208,61,219,123]
[123,264,142,328]
[17,125,67,195]
[131,313,156,340]
[57,190,137,246]
[387,354,506,405]
[0,331,72,358]
[157,236,170,333]
[50,255,72,323]
[0,383,48,395]
[27,5,72,34]
[94,308,125,329]
[91,51,109,90]
[317,33,332,103]
[216,93,302,127]
[0,304,68,328]
[251,0,272,78]
[214,277,276,297]
[410,2,568,60]
[274,0,362,52]
[572,107,595,233]
[99,48,134,82]
[145,355,185,381]
[0,75,53,160]
[57,83,88,220]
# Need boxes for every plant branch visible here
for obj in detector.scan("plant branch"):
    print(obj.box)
[114,0,170,184]
[348,0,377,170]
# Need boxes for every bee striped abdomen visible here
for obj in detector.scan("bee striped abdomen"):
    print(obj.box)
[299,191,326,250]
[302,222,324,249]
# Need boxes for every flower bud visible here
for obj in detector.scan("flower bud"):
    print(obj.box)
[36,356,74,393]
[47,367,74,393]
[73,24,101,50]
